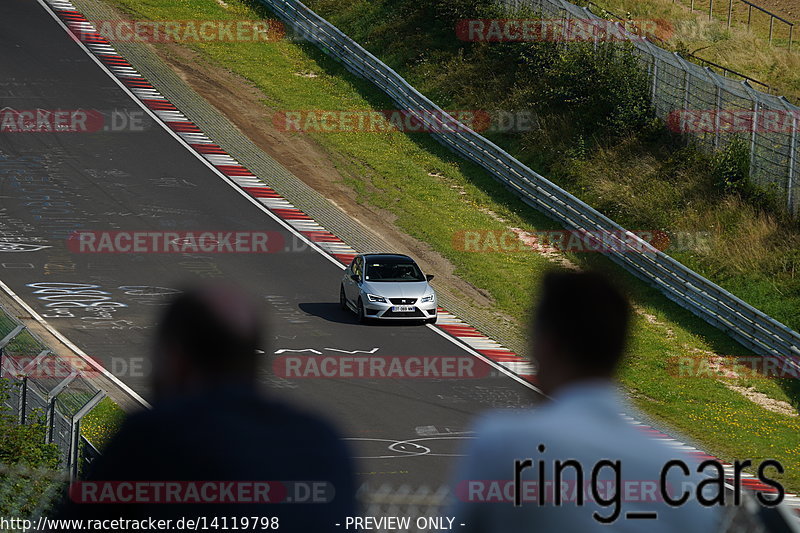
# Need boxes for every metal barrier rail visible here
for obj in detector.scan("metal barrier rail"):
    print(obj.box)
[256,0,800,367]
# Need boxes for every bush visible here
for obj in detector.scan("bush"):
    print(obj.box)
[712,136,750,193]
[0,379,62,518]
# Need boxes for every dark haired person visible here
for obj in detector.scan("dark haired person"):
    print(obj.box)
[59,283,356,531]
[452,271,722,532]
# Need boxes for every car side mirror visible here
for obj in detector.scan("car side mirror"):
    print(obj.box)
[426,274,434,281]
[351,274,360,282]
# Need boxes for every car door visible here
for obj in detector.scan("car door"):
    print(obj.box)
[344,256,362,302]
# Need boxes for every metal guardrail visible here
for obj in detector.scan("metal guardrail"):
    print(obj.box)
[256,0,800,367]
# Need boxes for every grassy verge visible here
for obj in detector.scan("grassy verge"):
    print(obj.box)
[81,397,125,450]
[96,0,800,491]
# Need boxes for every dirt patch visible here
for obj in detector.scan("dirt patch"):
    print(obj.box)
[151,44,499,312]
[724,384,798,417]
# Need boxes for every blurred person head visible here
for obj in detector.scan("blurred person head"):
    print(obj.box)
[531,270,631,396]
[152,283,263,402]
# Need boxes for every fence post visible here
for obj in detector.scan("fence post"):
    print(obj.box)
[69,390,106,482]
[741,81,760,183]
[709,0,714,20]
[769,16,774,44]
[582,7,598,51]
[673,51,692,113]
[45,397,56,444]
[780,96,797,215]
[0,324,25,386]
[68,418,80,483]
[651,55,659,106]
[706,67,723,149]
[789,116,796,215]
[46,370,77,444]
[727,0,733,27]
[18,376,27,425]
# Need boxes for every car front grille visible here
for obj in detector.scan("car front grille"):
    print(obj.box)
[389,298,417,305]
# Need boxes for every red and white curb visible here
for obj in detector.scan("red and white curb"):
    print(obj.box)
[623,415,800,512]
[435,310,536,381]
[40,0,798,519]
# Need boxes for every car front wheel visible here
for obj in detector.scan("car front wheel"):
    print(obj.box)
[340,285,348,311]
[356,298,367,324]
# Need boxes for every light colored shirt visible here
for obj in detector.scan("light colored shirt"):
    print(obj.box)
[451,381,722,532]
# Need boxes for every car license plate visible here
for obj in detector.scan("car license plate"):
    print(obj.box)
[392,305,414,312]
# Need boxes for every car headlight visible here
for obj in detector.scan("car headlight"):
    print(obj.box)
[366,293,387,303]
[421,293,435,303]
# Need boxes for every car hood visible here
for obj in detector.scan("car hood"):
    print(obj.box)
[362,281,430,298]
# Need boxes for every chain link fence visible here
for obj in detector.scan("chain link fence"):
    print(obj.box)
[0,304,105,483]
[500,0,800,216]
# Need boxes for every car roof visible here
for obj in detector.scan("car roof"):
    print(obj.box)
[361,253,414,262]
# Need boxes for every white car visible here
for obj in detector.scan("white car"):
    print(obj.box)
[340,253,437,323]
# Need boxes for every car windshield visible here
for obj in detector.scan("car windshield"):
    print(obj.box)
[364,258,425,282]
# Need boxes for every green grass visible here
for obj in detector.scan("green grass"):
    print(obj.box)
[81,397,125,450]
[94,0,800,492]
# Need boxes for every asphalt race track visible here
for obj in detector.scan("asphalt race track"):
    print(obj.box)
[0,0,539,490]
